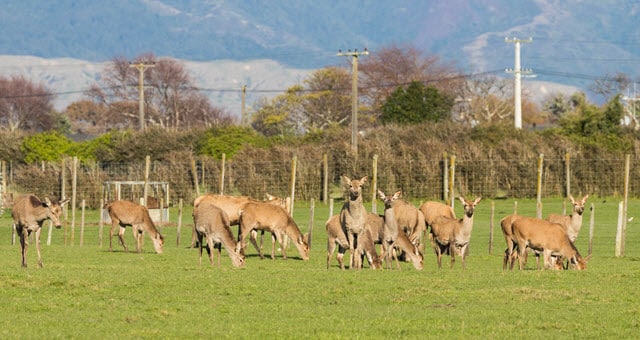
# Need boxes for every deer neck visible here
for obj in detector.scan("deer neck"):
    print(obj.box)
[456,214,475,240]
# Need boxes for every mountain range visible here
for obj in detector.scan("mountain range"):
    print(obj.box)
[0,0,639,115]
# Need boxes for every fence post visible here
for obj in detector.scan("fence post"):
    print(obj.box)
[588,203,594,256]
[219,153,226,195]
[143,155,150,206]
[329,198,334,220]
[177,198,183,247]
[449,155,456,208]
[99,198,104,247]
[71,156,78,246]
[371,154,378,214]
[536,153,544,219]
[564,152,571,198]
[308,198,314,250]
[615,201,623,257]
[443,152,449,202]
[61,158,67,245]
[489,201,495,255]
[80,199,85,246]
[191,158,199,197]
[622,154,630,256]
[290,156,297,215]
[323,154,328,204]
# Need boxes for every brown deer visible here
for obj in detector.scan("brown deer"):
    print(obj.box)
[366,212,424,270]
[418,200,456,252]
[339,175,368,269]
[500,214,521,270]
[378,190,401,269]
[192,201,245,267]
[547,194,589,243]
[512,216,588,270]
[12,195,69,267]
[326,214,381,270]
[430,196,481,269]
[236,201,310,260]
[192,193,285,256]
[389,193,426,247]
[108,200,164,254]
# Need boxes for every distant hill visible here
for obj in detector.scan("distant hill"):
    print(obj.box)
[0,1,638,113]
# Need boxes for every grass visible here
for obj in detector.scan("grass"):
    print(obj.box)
[0,197,639,339]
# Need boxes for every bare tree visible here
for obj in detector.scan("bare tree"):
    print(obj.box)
[0,75,56,132]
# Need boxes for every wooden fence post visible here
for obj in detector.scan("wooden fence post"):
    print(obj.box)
[443,152,449,202]
[191,158,199,197]
[536,153,544,219]
[371,154,378,214]
[329,198,334,220]
[99,198,104,247]
[80,199,85,246]
[71,156,78,246]
[290,156,297,215]
[622,154,630,256]
[219,153,226,195]
[308,198,314,250]
[177,198,183,247]
[143,155,150,207]
[588,203,594,256]
[615,201,623,257]
[449,155,456,209]
[323,153,328,204]
[489,201,495,255]
[565,152,570,198]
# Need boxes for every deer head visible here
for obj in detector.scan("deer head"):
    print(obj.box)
[378,190,401,209]
[459,196,482,218]
[342,176,367,201]
[44,197,70,229]
[569,194,589,216]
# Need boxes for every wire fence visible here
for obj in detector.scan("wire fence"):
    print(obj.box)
[3,151,638,209]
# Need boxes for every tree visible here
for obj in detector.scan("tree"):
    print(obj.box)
[380,81,453,125]
[0,75,56,132]
[85,53,233,131]
[359,44,461,120]
[559,93,623,136]
[589,72,632,102]
[251,86,304,137]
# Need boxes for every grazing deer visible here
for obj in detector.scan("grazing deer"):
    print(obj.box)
[430,196,481,269]
[192,193,286,256]
[339,175,368,269]
[236,201,310,260]
[108,200,164,254]
[547,194,589,243]
[378,190,401,269]
[367,212,424,270]
[418,200,456,252]
[12,195,69,267]
[390,193,426,247]
[512,216,588,270]
[500,214,521,270]
[192,201,245,267]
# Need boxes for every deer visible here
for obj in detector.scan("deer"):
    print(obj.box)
[236,201,310,261]
[192,193,286,257]
[367,212,424,270]
[511,216,588,270]
[326,214,381,270]
[389,192,426,247]
[192,201,245,267]
[500,213,521,270]
[378,190,401,269]
[429,196,481,269]
[339,175,368,270]
[547,194,589,243]
[11,195,69,267]
[418,200,456,252]
[107,200,164,254]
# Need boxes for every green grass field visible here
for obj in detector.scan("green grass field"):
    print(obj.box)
[0,197,639,339]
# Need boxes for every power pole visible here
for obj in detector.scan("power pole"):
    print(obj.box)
[129,62,156,131]
[337,48,369,155]
[505,37,532,129]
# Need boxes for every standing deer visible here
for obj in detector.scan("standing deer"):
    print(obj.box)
[326,214,381,270]
[500,214,521,270]
[378,190,401,269]
[12,195,69,267]
[236,201,310,260]
[108,200,164,254]
[512,216,588,270]
[367,212,424,270]
[547,194,589,243]
[339,175,368,269]
[430,196,481,269]
[192,201,245,267]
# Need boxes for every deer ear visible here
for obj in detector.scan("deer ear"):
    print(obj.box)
[458,196,466,204]
[393,191,402,199]
[341,176,351,186]
[568,195,575,203]
[360,176,368,184]
[377,190,385,200]
[582,194,589,202]
[474,197,482,205]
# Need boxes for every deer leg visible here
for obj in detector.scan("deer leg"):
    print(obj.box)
[347,232,356,269]
[517,245,527,270]
[392,245,401,270]
[434,244,443,269]
[273,231,288,260]
[327,237,336,269]
[117,226,129,252]
[248,229,264,259]
[215,243,222,266]
[270,232,278,260]
[206,236,216,266]
[18,226,28,268]
[460,244,468,270]
[197,232,204,265]
[450,245,456,268]
[35,227,43,268]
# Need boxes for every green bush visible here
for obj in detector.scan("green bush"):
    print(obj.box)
[21,131,72,164]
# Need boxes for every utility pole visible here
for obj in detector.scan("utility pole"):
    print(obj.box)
[129,61,156,131]
[505,37,532,129]
[337,48,369,155]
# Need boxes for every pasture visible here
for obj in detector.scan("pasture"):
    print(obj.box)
[0,197,639,338]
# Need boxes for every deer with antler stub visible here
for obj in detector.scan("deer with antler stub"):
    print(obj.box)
[430,196,481,269]
[339,175,368,269]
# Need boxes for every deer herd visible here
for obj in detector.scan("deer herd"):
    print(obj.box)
[4,177,590,272]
